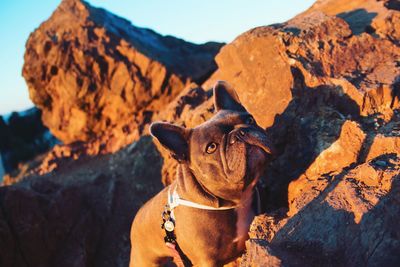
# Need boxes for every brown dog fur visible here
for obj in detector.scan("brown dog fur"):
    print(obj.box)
[130,81,274,266]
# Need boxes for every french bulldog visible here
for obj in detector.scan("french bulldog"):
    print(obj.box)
[130,81,275,267]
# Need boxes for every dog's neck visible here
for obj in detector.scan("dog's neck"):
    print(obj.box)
[174,164,241,208]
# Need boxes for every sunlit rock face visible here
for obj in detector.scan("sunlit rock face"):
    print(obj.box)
[153,0,400,265]
[244,155,400,267]
[158,1,400,188]
[2,0,400,266]
[23,0,223,151]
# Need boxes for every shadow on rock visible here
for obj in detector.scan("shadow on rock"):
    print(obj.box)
[337,9,377,35]
[268,153,400,266]
[0,136,163,267]
[263,66,361,211]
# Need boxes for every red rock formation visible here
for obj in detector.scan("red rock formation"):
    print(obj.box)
[22,0,222,150]
[2,0,400,266]
[152,0,400,265]
[158,2,400,188]
[244,154,400,266]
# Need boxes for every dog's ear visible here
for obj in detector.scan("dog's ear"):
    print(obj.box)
[150,122,189,162]
[213,81,246,112]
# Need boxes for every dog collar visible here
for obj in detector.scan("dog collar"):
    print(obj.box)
[167,185,238,212]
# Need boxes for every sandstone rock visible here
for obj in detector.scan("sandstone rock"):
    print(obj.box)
[241,241,283,267]
[201,7,399,131]
[204,29,294,129]
[22,0,222,149]
[365,119,400,161]
[373,10,400,43]
[246,154,400,266]
[0,136,163,267]
[367,134,400,160]
[155,0,400,203]
[304,120,366,178]
[8,0,400,265]
[142,0,400,265]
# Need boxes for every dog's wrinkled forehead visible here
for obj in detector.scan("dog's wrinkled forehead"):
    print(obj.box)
[190,110,256,155]
[193,110,251,138]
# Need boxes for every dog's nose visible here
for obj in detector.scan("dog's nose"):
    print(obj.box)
[229,127,246,145]
[229,126,275,156]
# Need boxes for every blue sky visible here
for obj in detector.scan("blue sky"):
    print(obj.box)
[0,0,314,115]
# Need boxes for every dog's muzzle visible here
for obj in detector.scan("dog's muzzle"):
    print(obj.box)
[228,126,275,156]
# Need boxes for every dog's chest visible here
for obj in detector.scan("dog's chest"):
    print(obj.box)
[234,192,256,248]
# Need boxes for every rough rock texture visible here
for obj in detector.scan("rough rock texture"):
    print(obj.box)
[244,154,400,267]
[0,136,163,267]
[22,0,222,151]
[151,0,400,265]
[156,1,399,186]
[3,0,400,266]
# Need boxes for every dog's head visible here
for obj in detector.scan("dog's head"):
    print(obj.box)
[151,81,275,202]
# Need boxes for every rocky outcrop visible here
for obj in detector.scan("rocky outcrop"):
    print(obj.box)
[0,108,57,180]
[0,136,163,267]
[158,1,400,187]
[22,0,222,152]
[3,0,400,266]
[150,0,400,265]
[243,154,400,267]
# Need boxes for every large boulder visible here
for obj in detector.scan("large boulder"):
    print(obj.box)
[22,0,222,151]
[151,0,400,265]
[6,0,400,265]
[245,154,400,266]
[158,1,400,188]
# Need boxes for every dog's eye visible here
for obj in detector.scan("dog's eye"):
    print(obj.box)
[206,142,218,154]
[246,116,255,125]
